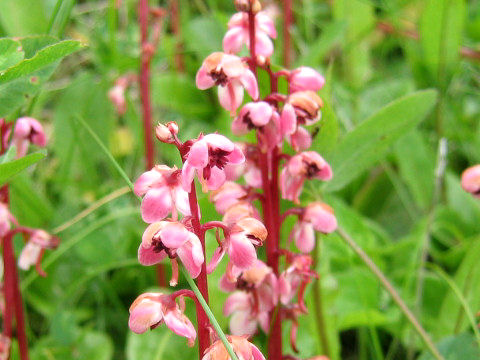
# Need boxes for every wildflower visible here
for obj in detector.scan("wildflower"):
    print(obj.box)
[138,221,204,279]
[134,165,190,223]
[288,67,325,93]
[128,292,196,346]
[202,335,265,360]
[280,151,332,203]
[210,182,248,214]
[223,12,277,58]
[17,230,58,272]
[278,255,315,309]
[182,134,245,192]
[13,117,46,158]
[291,202,337,253]
[155,122,179,144]
[232,102,273,135]
[0,202,14,237]
[461,164,480,198]
[108,77,128,115]
[224,143,262,188]
[196,53,258,112]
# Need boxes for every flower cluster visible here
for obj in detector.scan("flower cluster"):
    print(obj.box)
[128,1,337,360]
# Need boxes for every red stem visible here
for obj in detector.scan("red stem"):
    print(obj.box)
[138,0,167,287]
[283,0,293,68]
[187,184,210,358]
[170,0,185,72]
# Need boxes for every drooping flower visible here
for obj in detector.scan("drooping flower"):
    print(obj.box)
[108,77,129,115]
[196,53,258,112]
[231,102,273,135]
[138,221,204,279]
[277,255,315,309]
[0,202,14,238]
[224,143,262,189]
[182,134,245,192]
[202,335,265,360]
[291,202,337,253]
[13,117,46,158]
[17,230,59,272]
[461,165,480,198]
[280,151,332,203]
[223,11,277,58]
[128,292,196,346]
[288,67,325,93]
[210,182,248,214]
[134,165,190,223]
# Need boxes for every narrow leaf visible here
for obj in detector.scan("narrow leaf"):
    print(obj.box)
[0,150,46,185]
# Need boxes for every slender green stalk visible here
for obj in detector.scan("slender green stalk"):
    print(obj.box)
[75,115,135,192]
[181,267,240,360]
[337,227,445,360]
[428,264,480,346]
[47,0,64,34]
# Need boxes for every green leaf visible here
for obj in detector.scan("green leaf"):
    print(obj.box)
[0,150,47,185]
[0,145,16,164]
[418,333,480,360]
[77,331,114,360]
[0,40,83,84]
[420,0,466,82]
[185,16,224,59]
[0,0,48,36]
[0,39,24,71]
[325,90,438,192]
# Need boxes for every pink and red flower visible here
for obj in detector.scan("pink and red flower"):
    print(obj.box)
[288,67,325,93]
[202,335,265,360]
[461,165,480,198]
[13,117,46,158]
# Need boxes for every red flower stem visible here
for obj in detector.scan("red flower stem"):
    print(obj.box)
[202,221,230,236]
[138,0,167,288]
[247,9,257,75]
[1,233,14,339]
[282,0,293,67]
[187,184,210,358]
[170,0,185,72]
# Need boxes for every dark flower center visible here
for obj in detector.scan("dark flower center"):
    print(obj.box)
[202,148,231,179]
[211,70,229,86]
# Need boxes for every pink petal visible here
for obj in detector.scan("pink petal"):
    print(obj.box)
[221,54,246,78]
[228,233,257,269]
[461,165,480,197]
[141,187,172,223]
[280,103,297,136]
[248,102,273,127]
[223,27,247,54]
[228,12,247,28]
[290,66,325,92]
[207,246,226,274]
[239,70,259,100]
[256,12,277,38]
[187,139,209,167]
[196,65,215,90]
[174,188,191,216]
[218,82,244,112]
[128,298,163,334]
[206,166,227,191]
[224,292,250,316]
[29,119,47,147]
[177,236,204,278]
[229,311,257,336]
[181,161,196,192]
[292,222,315,253]
[138,244,167,266]
[17,242,41,270]
[203,134,234,152]
[251,344,267,360]
[289,127,312,151]
[253,32,274,58]
[163,309,197,344]
[305,204,337,233]
[134,170,163,196]
[244,165,262,188]
[226,146,245,165]
[231,115,250,135]
[158,222,191,248]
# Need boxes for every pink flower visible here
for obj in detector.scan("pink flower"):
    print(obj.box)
[202,336,265,360]
[231,102,273,135]
[461,165,480,198]
[222,201,260,225]
[134,165,190,223]
[210,182,248,214]
[280,152,332,203]
[0,202,14,238]
[17,230,58,271]
[223,12,277,58]
[224,143,262,189]
[291,203,337,253]
[108,82,127,115]
[13,117,46,158]
[182,134,245,192]
[208,217,267,273]
[288,67,325,93]
[138,221,204,279]
[278,255,315,308]
[128,292,196,346]
[196,53,258,112]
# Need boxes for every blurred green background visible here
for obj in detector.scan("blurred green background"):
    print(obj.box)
[1,0,480,359]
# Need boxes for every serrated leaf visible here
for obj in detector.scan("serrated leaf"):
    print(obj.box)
[0,150,47,185]
[0,39,24,71]
[325,90,438,192]
[0,40,83,84]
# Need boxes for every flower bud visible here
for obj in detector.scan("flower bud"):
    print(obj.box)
[234,0,261,13]
[155,122,178,143]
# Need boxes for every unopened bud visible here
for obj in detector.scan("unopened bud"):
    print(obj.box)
[155,122,178,143]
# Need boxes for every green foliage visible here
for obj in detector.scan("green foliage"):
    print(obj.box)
[0,150,46,185]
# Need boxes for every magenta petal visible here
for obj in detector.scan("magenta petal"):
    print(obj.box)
[203,134,234,152]
[187,139,209,167]
[228,233,257,269]
[280,103,297,136]
[239,70,259,100]
[206,166,226,191]
[138,244,167,266]
[226,146,245,165]
[134,170,163,196]
[163,309,197,343]
[251,344,267,360]
[196,65,215,90]
[218,82,244,112]
[141,188,172,223]
[223,27,247,54]
[159,222,190,248]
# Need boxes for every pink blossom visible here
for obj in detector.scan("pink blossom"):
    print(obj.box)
[17,230,58,271]
[13,117,46,158]
[128,292,196,346]
[210,182,248,214]
[182,134,245,192]
[134,165,190,223]
[202,335,265,360]
[138,221,204,279]
[223,12,277,58]
[222,201,261,225]
[280,152,332,203]
[231,102,273,135]
[278,255,315,308]
[196,52,258,112]
[461,165,480,198]
[288,67,325,93]
[0,202,14,238]
[291,203,337,253]
[224,143,262,189]
[108,84,127,115]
